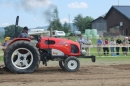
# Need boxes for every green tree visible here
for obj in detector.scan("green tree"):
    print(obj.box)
[73,14,84,32]
[83,16,94,29]
[4,25,23,39]
[73,14,94,33]
[0,32,4,39]
[48,7,63,31]
[63,22,70,33]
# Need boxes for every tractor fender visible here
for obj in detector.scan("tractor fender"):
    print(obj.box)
[9,38,31,45]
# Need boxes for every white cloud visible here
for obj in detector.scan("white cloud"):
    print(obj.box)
[68,2,88,8]
[33,18,38,21]
[60,18,73,24]
[2,4,12,7]
[22,0,52,8]
[1,23,10,27]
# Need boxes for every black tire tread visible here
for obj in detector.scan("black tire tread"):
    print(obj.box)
[59,60,65,70]
[4,40,40,74]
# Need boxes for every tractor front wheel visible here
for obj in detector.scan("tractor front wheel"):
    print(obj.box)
[64,56,80,72]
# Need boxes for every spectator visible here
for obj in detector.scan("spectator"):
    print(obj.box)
[128,36,130,51]
[97,38,103,56]
[122,37,129,56]
[116,37,122,56]
[2,37,10,52]
[103,38,109,56]
[84,37,92,56]
[77,35,85,50]
[1,37,10,69]
[18,26,33,39]
[110,37,116,56]
[2,36,10,64]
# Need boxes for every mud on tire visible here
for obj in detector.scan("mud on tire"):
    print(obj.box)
[4,41,40,74]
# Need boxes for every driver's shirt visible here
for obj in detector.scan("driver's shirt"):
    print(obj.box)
[18,32,30,38]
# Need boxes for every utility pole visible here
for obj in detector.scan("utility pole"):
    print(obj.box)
[69,14,70,26]
[69,14,71,32]
[118,0,119,6]
[50,22,53,37]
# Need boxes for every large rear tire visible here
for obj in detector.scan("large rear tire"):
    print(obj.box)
[4,41,40,74]
[59,60,65,70]
[64,56,80,72]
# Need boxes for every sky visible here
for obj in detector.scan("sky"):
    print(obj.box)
[0,0,130,28]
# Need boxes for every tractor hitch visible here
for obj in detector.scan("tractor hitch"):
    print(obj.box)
[79,55,96,62]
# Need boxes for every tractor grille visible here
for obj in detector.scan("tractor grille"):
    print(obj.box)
[70,44,79,53]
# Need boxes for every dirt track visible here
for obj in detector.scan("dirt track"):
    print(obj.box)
[0,62,130,86]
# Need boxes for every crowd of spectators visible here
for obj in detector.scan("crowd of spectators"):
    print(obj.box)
[78,35,130,56]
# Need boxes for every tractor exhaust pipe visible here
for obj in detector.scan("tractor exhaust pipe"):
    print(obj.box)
[15,16,19,38]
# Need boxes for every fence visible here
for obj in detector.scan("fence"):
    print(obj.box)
[81,44,130,57]
[0,45,130,56]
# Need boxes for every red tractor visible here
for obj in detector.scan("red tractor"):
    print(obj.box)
[3,16,95,74]
[4,37,95,74]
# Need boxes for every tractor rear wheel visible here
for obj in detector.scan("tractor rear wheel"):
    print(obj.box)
[59,60,65,70]
[4,40,40,74]
[64,56,80,72]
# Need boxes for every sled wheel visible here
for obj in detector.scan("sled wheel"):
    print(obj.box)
[91,55,96,62]
[59,60,65,70]
[4,40,40,74]
[64,56,80,72]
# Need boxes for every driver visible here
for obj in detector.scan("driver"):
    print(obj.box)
[18,26,33,39]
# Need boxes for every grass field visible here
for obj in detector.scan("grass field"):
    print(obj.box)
[0,56,3,62]
[79,57,130,65]
[0,56,129,65]
[0,39,4,44]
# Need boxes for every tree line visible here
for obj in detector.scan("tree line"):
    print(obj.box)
[3,7,94,39]
[48,8,94,33]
